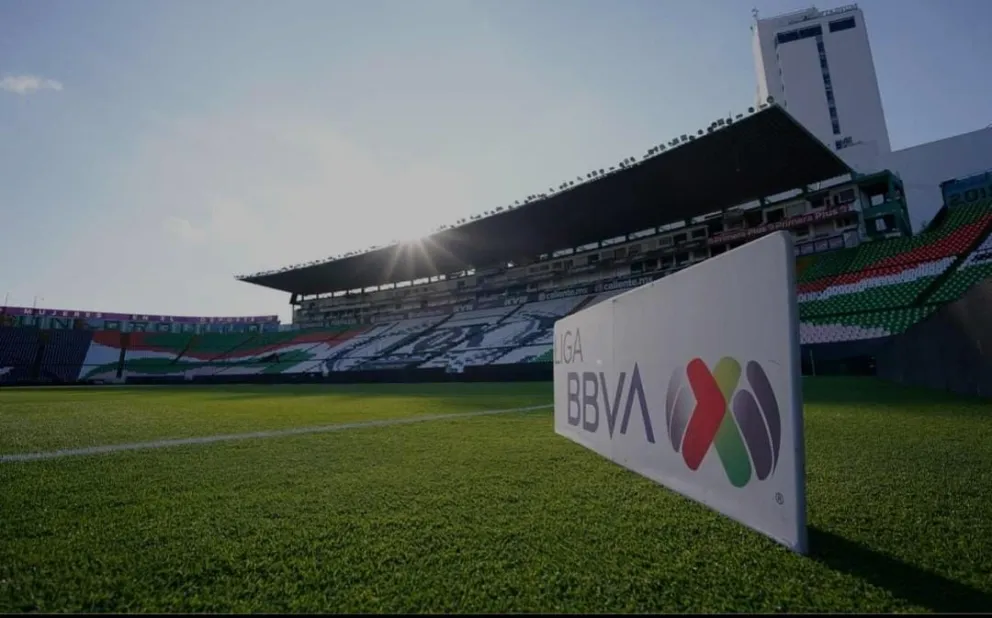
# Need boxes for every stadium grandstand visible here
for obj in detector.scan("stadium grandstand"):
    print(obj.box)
[2,104,992,385]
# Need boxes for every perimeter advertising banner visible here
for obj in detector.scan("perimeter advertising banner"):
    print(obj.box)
[553,231,807,553]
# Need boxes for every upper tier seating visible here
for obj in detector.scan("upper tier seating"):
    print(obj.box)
[444,306,517,327]
[797,258,953,317]
[846,201,991,271]
[796,199,992,321]
[798,200,992,284]
[928,233,992,304]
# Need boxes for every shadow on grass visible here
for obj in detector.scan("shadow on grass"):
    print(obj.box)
[810,528,992,613]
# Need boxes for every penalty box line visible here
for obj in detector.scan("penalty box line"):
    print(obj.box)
[0,404,553,464]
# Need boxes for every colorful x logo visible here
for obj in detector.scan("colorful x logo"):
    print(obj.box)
[666,357,781,488]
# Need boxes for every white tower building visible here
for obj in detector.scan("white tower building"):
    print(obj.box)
[752,5,891,161]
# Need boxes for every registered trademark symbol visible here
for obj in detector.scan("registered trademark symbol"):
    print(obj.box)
[774,492,784,505]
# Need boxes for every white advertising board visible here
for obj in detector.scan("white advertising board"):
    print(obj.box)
[553,231,807,553]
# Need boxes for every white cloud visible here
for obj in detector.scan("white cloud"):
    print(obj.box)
[163,197,266,246]
[0,75,64,95]
[163,216,207,243]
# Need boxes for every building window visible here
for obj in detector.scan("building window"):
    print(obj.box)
[817,35,841,136]
[834,137,854,151]
[776,31,799,45]
[834,188,856,205]
[829,17,856,33]
[775,24,823,45]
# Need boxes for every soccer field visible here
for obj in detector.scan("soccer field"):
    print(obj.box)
[1,379,990,613]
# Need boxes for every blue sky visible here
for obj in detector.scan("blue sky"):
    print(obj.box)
[1,0,990,322]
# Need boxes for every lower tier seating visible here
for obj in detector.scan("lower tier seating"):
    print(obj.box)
[39,330,94,382]
[0,327,41,383]
[799,307,938,344]
[492,345,552,364]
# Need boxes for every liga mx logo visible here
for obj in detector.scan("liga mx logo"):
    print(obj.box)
[665,358,781,488]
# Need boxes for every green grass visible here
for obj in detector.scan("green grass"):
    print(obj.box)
[1,378,991,613]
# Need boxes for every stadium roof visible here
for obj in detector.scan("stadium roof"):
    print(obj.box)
[240,104,852,296]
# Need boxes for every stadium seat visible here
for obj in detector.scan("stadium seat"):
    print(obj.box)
[414,297,589,369]
[39,330,94,383]
[927,232,992,304]
[0,326,41,383]
[798,258,954,317]
[798,306,937,343]
[491,344,552,364]
[7,198,992,381]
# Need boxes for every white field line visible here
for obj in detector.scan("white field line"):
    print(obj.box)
[0,404,553,464]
